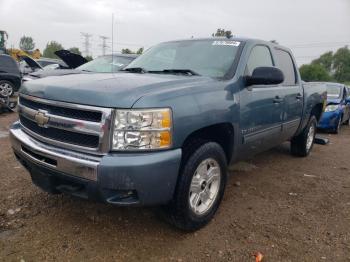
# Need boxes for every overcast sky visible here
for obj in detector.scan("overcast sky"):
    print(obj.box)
[1,0,349,65]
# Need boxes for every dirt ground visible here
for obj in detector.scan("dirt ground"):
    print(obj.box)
[1,112,350,262]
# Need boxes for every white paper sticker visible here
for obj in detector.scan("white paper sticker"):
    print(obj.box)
[212,40,240,46]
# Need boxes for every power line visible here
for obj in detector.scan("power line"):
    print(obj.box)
[99,35,110,55]
[80,32,93,57]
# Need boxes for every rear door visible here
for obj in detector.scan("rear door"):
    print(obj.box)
[239,45,284,156]
[273,48,303,140]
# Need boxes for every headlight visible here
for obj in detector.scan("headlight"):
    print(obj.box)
[325,105,339,112]
[112,108,172,150]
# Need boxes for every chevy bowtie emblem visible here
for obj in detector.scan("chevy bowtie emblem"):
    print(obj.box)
[34,111,49,127]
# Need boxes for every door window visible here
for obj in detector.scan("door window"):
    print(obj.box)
[245,45,273,76]
[274,49,297,85]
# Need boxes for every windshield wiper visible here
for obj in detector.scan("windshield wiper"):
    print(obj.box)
[149,69,201,76]
[122,67,148,74]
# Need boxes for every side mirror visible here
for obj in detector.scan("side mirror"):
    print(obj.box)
[245,67,284,86]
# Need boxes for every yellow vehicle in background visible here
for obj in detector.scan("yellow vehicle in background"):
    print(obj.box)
[8,48,41,61]
[0,30,41,60]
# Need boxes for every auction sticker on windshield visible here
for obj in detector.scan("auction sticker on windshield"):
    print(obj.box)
[212,40,240,46]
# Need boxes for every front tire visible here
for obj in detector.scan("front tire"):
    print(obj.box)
[291,116,317,157]
[164,142,227,231]
[0,80,15,98]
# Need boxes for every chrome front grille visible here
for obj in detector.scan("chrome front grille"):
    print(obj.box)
[19,96,103,122]
[17,94,113,155]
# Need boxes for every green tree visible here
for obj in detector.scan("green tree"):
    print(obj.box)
[120,47,144,55]
[212,28,233,39]
[121,48,133,54]
[84,55,93,62]
[299,64,331,82]
[68,47,82,56]
[312,51,333,72]
[19,35,35,51]
[136,47,144,55]
[43,41,64,58]
[333,46,350,83]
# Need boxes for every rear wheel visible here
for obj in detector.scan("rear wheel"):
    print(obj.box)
[291,116,317,157]
[164,142,227,231]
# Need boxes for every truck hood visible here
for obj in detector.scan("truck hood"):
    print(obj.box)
[20,72,213,108]
[20,56,43,70]
[28,69,82,79]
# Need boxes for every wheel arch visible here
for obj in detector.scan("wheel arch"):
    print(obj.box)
[0,75,21,90]
[181,123,235,164]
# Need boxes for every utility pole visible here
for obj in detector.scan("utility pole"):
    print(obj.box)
[112,13,115,55]
[80,32,92,57]
[99,35,109,56]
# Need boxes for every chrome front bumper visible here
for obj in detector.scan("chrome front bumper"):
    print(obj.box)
[10,121,101,181]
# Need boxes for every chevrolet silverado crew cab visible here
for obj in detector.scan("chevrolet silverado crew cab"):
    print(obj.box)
[10,38,326,231]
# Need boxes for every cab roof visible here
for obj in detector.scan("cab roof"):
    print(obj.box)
[162,37,290,50]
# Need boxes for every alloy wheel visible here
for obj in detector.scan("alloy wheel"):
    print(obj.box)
[189,158,221,216]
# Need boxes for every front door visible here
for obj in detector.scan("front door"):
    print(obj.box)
[239,45,284,157]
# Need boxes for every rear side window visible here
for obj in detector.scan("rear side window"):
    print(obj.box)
[245,45,273,76]
[274,49,297,85]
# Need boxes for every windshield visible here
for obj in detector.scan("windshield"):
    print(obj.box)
[125,40,242,78]
[327,85,342,98]
[78,55,134,73]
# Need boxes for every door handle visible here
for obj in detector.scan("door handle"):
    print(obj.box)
[296,93,303,100]
[273,96,283,103]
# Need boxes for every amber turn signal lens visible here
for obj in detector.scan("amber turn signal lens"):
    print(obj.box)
[160,131,171,147]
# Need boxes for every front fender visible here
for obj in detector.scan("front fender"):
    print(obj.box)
[132,82,240,149]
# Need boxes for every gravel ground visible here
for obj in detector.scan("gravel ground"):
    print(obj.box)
[1,112,350,262]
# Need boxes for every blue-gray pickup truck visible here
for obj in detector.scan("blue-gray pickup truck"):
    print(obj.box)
[10,38,326,230]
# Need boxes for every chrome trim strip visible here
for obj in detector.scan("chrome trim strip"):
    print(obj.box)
[18,94,114,154]
[20,93,110,113]
[10,123,100,181]
[243,124,282,144]
[283,118,301,125]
